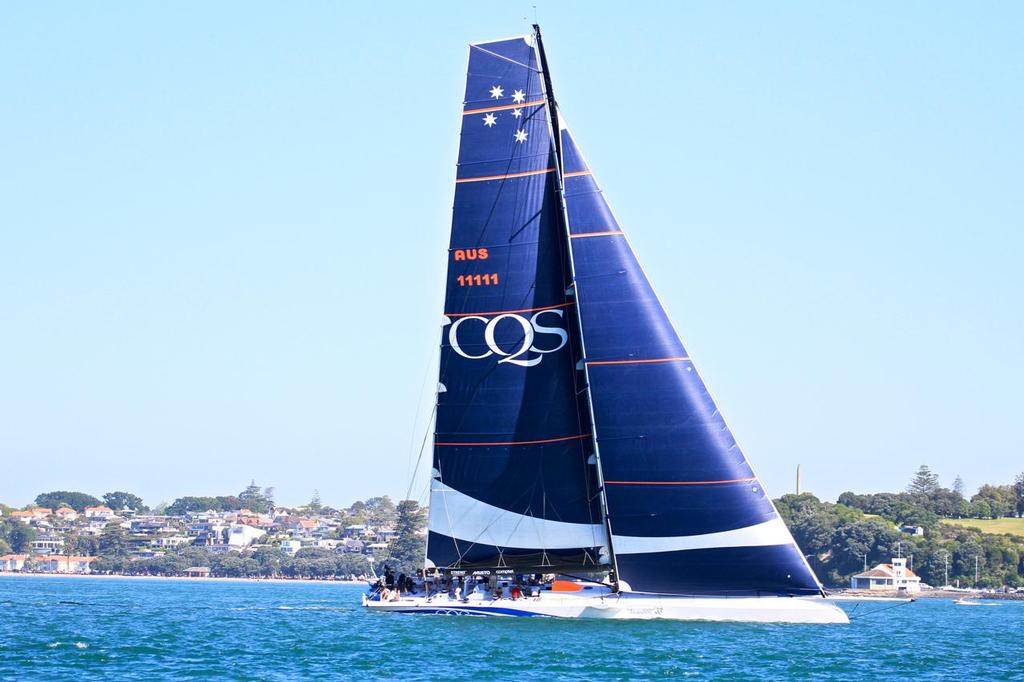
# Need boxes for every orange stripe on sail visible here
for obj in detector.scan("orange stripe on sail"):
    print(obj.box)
[563,170,592,178]
[435,433,591,447]
[463,99,546,115]
[587,356,690,366]
[445,301,574,318]
[456,168,555,184]
[604,477,757,486]
[570,231,624,239]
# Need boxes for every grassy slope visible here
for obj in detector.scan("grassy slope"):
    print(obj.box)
[942,517,1024,536]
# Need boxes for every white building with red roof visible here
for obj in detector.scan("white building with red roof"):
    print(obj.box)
[850,557,921,592]
[84,506,115,520]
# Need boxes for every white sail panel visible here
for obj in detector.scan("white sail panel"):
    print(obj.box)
[430,481,608,551]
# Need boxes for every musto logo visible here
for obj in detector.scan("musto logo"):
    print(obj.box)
[447,309,568,367]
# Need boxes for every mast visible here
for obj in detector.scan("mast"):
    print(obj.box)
[532,24,621,589]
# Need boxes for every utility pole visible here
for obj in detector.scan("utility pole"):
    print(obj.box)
[796,464,801,495]
[943,552,949,588]
[975,555,980,586]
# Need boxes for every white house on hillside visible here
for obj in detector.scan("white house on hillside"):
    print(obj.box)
[227,525,267,548]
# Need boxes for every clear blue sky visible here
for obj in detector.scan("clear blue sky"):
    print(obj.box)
[2,2,1021,509]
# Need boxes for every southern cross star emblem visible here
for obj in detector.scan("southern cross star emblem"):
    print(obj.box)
[512,89,526,104]
[482,113,497,127]
[512,108,522,118]
[514,129,528,143]
[489,85,504,99]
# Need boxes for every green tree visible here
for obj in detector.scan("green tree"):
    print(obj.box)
[365,496,396,527]
[252,546,285,577]
[952,475,965,497]
[1014,473,1024,517]
[971,485,1015,518]
[63,531,100,556]
[34,491,102,513]
[103,491,147,513]
[0,518,37,552]
[907,465,941,497]
[98,522,130,558]
[387,500,426,575]
[238,481,274,514]
[166,496,224,516]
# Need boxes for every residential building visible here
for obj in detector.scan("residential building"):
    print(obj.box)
[84,506,115,520]
[30,534,65,555]
[35,555,97,574]
[0,554,29,571]
[850,557,922,592]
[55,507,79,521]
[227,525,267,548]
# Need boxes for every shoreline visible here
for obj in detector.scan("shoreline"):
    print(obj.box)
[4,573,1021,600]
[831,588,1024,601]
[0,571,367,586]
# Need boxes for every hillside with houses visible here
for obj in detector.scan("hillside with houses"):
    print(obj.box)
[2,469,1023,590]
[0,484,425,580]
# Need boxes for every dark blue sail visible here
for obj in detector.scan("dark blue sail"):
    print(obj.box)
[560,123,823,596]
[426,36,607,572]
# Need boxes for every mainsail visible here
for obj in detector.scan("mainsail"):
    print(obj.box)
[428,28,823,597]
[426,35,608,572]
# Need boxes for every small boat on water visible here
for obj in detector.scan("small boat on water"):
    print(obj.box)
[953,597,998,606]
[364,25,847,624]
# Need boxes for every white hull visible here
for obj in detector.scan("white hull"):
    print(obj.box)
[363,592,849,624]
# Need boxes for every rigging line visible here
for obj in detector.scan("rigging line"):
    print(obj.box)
[450,468,547,561]
[469,43,541,72]
[382,402,437,572]
[403,402,438,504]
[435,468,465,565]
[847,598,916,620]
[405,343,440,486]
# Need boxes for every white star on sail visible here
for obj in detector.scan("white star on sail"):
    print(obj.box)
[512,108,522,118]
[514,129,528,143]
[489,85,504,99]
[482,113,497,127]
[512,89,526,103]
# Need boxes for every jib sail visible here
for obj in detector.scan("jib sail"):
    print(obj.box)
[558,120,823,596]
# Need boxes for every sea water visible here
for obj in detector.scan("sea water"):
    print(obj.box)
[1,576,1021,680]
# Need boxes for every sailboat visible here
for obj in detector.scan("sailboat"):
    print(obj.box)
[363,26,848,623]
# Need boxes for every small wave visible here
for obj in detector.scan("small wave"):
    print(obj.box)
[47,642,61,648]
[74,642,88,649]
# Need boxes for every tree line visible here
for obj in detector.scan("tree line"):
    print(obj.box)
[776,466,1024,588]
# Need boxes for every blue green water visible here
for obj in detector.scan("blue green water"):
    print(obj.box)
[1,576,1021,680]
